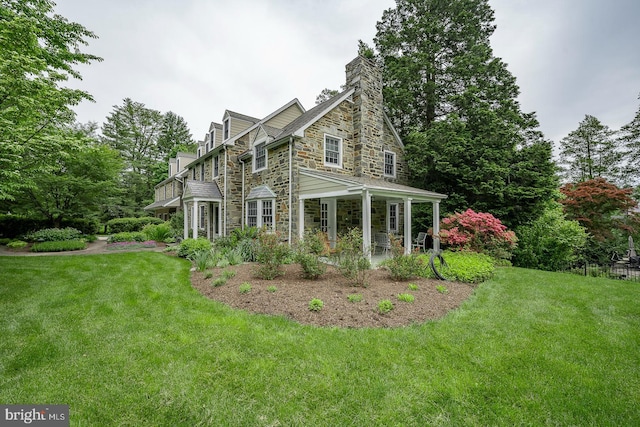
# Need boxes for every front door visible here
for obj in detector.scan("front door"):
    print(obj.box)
[320,199,337,248]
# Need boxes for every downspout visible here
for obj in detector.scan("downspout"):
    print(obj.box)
[223,147,228,236]
[288,137,293,245]
[240,157,245,230]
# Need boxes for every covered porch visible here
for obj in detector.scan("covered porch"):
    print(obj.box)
[297,169,447,260]
[182,181,223,240]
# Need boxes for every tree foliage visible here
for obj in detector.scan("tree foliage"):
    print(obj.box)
[374,0,556,229]
[0,0,101,201]
[558,114,622,184]
[619,94,640,184]
[560,178,638,242]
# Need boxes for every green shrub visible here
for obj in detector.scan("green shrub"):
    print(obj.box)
[193,250,212,272]
[308,298,324,312]
[142,222,174,243]
[295,230,328,279]
[177,238,212,259]
[7,240,28,249]
[347,294,363,303]
[332,228,370,287]
[267,286,278,293]
[221,270,236,280]
[254,230,290,280]
[436,284,449,294]
[238,282,252,294]
[107,217,162,233]
[380,253,425,281]
[203,271,213,279]
[514,202,588,271]
[84,234,98,243]
[397,293,415,303]
[212,277,227,287]
[418,251,495,284]
[408,283,419,291]
[25,227,82,242]
[31,240,86,252]
[107,232,147,243]
[378,300,394,314]
[0,238,12,245]
[226,249,244,266]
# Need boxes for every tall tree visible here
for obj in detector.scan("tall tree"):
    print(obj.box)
[376,0,556,228]
[558,114,622,184]
[14,123,122,226]
[619,94,640,185]
[157,111,194,157]
[0,0,101,201]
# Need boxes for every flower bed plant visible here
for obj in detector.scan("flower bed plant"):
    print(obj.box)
[31,240,87,252]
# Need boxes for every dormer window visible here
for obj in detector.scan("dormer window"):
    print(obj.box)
[223,118,230,140]
[324,134,342,168]
[253,141,267,172]
[384,150,396,177]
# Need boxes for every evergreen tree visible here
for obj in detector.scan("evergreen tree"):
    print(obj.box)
[157,111,194,157]
[558,114,622,184]
[375,0,556,228]
[619,95,640,185]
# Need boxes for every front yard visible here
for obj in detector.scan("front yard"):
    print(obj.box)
[0,253,638,426]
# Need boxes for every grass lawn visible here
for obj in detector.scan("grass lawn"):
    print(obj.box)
[1,253,638,426]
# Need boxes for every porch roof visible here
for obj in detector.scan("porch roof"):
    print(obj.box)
[182,181,222,201]
[143,196,181,211]
[299,168,447,202]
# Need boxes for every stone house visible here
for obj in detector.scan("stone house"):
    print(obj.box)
[147,56,447,256]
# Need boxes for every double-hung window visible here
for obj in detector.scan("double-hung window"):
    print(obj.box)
[261,200,273,229]
[324,134,342,168]
[253,141,267,172]
[200,163,205,181]
[213,155,219,178]
[384,150,396,177]
[387,203,398,233]
[246,201,258,228]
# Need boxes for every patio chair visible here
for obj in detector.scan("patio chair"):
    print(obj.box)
[374,232,391,255]
[412,232,428,252]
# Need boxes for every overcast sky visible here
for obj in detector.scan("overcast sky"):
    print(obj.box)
[54,0,640,150]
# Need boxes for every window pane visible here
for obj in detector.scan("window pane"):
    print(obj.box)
[325,136,340,165]
[262,200,273,228]
[247,201,257,228]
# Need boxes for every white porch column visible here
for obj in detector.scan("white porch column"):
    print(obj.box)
[298,198,305,240]
[218,203,223,237]
[192,200,199,239]
[362,189,372,261]
[433,201,441,252]
[183,201,189,240]
[404,198,412,255]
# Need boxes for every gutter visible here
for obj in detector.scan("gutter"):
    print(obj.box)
[223,147,227,236]
[288,136,293,245]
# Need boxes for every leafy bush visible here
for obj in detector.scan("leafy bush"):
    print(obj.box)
[0,238,11,245]
[177,238,212,259]
[380,253,425,281]
[438,209,517,260]
[332,228,370,287]
[6,240,27,249]
[0,215,97,238]
[436,285,449,294]
[212,277,227,287]
[142,222,174,243]
[308,298,324,312]
[226,249,244,266]
[514,202,588,271]
[254,230,290,280]
[25,227,82,242]
[267,286,277,293]
[107,217,163,233]
[31,240,86,252]
[193,250,213,272]
[378,300,394,314]
[418,251,495,284]
[238,282,252,294]
[295,230,328,279]
[408,283,419,291]
[347,294,363,303]
[107,232,147,243]
[397,293,415,303]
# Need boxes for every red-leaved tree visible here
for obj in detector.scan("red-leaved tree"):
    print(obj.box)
[437,209,517,260]
[560,178,638,241]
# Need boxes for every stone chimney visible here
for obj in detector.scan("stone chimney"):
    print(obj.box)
[345,56,385,177]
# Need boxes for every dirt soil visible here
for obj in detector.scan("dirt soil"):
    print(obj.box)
[192,263,475,328]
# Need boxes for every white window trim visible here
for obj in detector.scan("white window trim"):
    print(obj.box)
[223,118,230,141]
[253,140,268,172]
[384,150,396,178]
[324,134,343,168]
[213,155,219,178]
[246,198,276,230]
[387,202,399,234]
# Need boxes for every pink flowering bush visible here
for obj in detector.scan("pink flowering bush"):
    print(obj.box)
[437,209,517,260]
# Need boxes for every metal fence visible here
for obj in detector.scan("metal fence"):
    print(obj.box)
[565,262,640,282]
